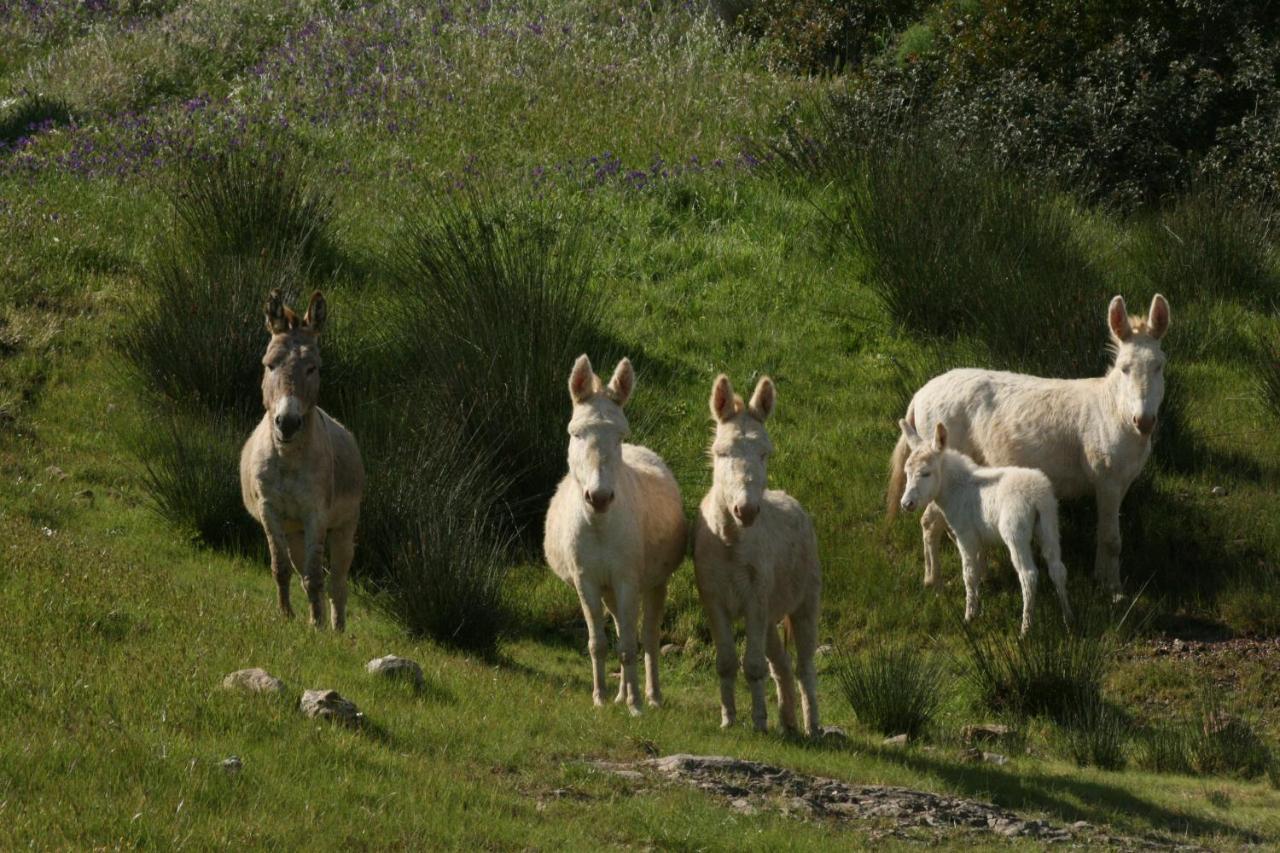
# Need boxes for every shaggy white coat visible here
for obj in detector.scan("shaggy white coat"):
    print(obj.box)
[898,419,1072,636]
[544,355,687,714]
[888,294,1171,592]
[693,374,821,736]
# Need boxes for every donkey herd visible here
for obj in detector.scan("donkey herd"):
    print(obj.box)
[239,289,1171,737]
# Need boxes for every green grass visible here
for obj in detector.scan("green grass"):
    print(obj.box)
[4,0,1280,846]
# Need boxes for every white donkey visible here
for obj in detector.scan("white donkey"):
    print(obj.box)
[888,294,1170,593]
[693,375,821,736]
[544,355,687,715]
[241,290,364,630]
[898,419,1072,636]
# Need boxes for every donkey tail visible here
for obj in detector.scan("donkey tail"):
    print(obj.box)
[886,433,910,519]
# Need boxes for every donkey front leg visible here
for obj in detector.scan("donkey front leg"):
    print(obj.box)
[790,604,821,737]
[575,580,610,707]
[742,599,770,733]
[300,517,328,628]
[1094,484,1126,595]
[612,583,644,716]
[764,622,798,734]
[921,503,947,588]
[327,522,356,632]
[707,605,738,728]
[263,510,294,619]
[956,536,984,624]
[641,584,667,708]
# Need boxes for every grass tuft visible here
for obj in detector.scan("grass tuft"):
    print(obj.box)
[832,639,946,739]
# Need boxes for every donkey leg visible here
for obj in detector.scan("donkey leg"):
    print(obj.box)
[921,503,947,588]
[791,603,821,737]
[765,622,798,734]
[602,590,626,705]
[1037,525,1074,628]
[642,584,667,707]
[613,584,644,716]
[1007,539,1040,638]
[1094,484,1126,595]
[707,605,738,728]
[575,580,610,707]
[263,511,294,619]
[300,518,328,628]
[327,522,356,632]
[957,537,984,624]
[742,600,770,733]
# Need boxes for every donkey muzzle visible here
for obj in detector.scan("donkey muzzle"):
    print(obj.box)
[732,503,759,527]
[900,497,918,513]
[585,489,614,513]
[1133,413,1156,436]
[275,412,303,441]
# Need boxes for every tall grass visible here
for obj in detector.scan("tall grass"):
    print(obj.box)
[381,188,619,543]
[832,640,947,738]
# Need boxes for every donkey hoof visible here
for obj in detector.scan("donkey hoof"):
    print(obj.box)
[647,695,663,709]
[627,704,643,718]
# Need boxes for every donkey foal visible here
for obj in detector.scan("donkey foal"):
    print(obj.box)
[898,419,1071,637]
[241,290,364,630]
[693,375,821,736]
[544,355,687,714]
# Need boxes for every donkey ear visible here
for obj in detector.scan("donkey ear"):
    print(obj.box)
[710,374,735,423]
[899,417,920,447]
[1147,293,1170,340]
[303,291,327,333]
[1107,295,1132,342]
[933,422,948,451]
[748,376,776,421]
[606,358,634,406]
[569,354,595,404]
[264,289,291,334]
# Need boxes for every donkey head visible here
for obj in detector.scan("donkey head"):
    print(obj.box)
[709,374,776,528]
[1107,294,1171,437]
[566,354,633,514]
[261,289,326,444]
[898,417,946,513]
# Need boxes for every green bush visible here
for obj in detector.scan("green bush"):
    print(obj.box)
[732,0,927,72]
[832,640,947,738]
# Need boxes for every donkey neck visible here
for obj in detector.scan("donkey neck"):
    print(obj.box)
[933,449,980,510]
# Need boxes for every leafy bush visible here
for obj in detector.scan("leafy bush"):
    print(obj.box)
[832,640,946,738]
[381,188,618,543]
[731,0,927,71]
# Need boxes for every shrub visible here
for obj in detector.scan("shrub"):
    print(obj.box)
[359,420,515,655]
[381,187,619,544]
[1057,696,1128,771]
[1256,335,1280,424]
[1188,701,1275,780]
[832,640,946,738]
[1134,726,1195,775]
[0,93,72,149]
[843,134,1109,378]
[731,0,928,72]
[959,597,1124,723]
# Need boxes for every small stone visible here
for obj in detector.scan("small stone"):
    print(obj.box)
[730,798,755,814]
[46,465,67,481]
[961,723,1012,745]
[882,734,909,747]
[365,655,425,688]
[993,818,1025,836]
[300,688,361,726]
[221,756,242,774]
[222,668,286,694]
[820,725,849,744]
[960,747,983,762]
[815,644,835,657]
[660,643,683,657]
[982,751,1009,766]
[1211,485,1227,497]
[1071,820,1091,830]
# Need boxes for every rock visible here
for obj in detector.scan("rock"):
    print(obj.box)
[730,797,756,815]
[992,817,1025,836]
[300,689,361,726]
[46,465,67,481]
[1211,485,1227,497]
[660,643,683,657]
[815,644,835,657]
[882,734,909,747]
[365,655,425,688]
[982,752,1009,766]
[960,747,983,762]
[221,756,242,774]
[222,668,286,694]
[820,725,849,744]
[961,723,1013,745]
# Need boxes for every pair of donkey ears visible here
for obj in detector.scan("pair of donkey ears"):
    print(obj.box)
[569,355,633,406]
[265,290,326,335]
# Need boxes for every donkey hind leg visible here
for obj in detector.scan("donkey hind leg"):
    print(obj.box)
[327,522,356,632]
[1036,520,1073,629]
[642,584,667,707]
[576,580,610,707]
[765,622,798,734]
[790,604,821,737]
[921,503,947,588]
[298,520,329,628]
[742,600,770,733]
[279,529,306,620]
[1007,538,1041,638]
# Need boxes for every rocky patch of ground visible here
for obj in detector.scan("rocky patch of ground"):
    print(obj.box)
[593,754,1208,848]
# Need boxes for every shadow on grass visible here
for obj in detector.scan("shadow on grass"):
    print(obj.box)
[872,746,1262,844]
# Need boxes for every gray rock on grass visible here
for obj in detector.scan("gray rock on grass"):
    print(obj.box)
[365,655,425,688]
[223,668,286,694]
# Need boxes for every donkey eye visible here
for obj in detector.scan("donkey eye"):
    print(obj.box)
[307,365,317,375]
[919,472,931,478]
[1121,365,1131,375]
[1154,363,1163,374]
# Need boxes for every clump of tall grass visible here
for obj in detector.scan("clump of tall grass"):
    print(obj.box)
[1135,699,1277,781]
[840,133,1110,379]
[0,93,72,147]
[359,419,515,655]
[381,187,619,543]
[1056,696,1129,771]
[832,640,947,738]
[1256,334,1280,424]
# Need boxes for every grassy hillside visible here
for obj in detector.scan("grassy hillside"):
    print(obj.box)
[4,0,1280,847]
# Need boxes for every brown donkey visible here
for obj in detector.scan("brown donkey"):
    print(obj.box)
[240,290,364,630]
